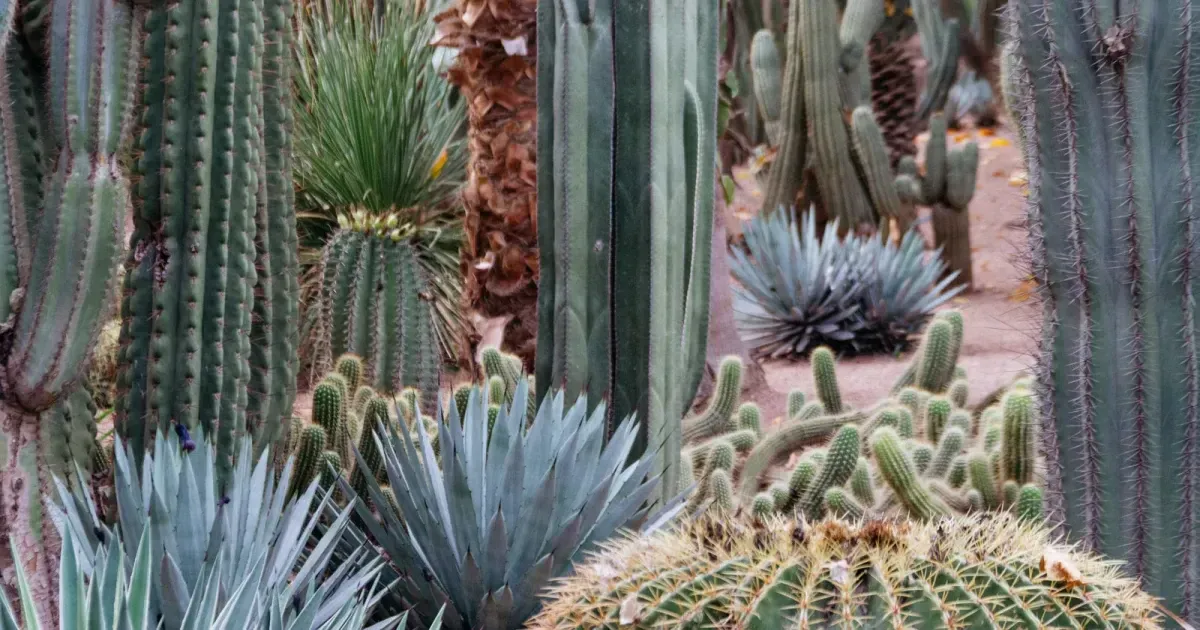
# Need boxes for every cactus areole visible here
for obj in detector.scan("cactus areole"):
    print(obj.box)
[1006,0,1200,621]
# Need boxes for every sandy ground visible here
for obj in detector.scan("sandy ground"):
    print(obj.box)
[727,122,1038,415]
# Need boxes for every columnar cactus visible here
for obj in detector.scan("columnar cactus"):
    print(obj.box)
[898,114,979,288]
[117,0,300,479]
[317,214,441,411]
[536,0,718,507]
[1005,0,1200,618]
[0,0,138,615]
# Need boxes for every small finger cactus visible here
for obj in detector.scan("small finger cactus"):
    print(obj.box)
[811,347,844,414]
[682,356,743,442]
[290,425,327,498]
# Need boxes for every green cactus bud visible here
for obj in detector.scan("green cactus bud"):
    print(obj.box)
[769,483,790,511]
[871,427,950,521]
[335,354,365,392]
[290,425,328,498]
[736,402,763,437]
[929,480,972,513]
[1003,480,1020,507]
[452,384,471,420]
[968,452,999,509]
[798,426,860,519]
[710,469,734,513]
[947,456,968,489]
[682,357,743,442]
[924,396,952,443]
[824,487,865,520]
[487,375,506,405]
[751,492,777,521]
[787,389,807,418]
[928,427,965,479]
[784,460,819,513]
[948,379,969,408]
[724,429,760,453]
[911,443,934,475]
[914,318,958,394]
[850,458,875,506]
[895,406,914,439]
[1017,484,1044,523]
[1000,389,1036,485]
[319,450,343,495]
[811,347,844,414]
[948,409,973,435]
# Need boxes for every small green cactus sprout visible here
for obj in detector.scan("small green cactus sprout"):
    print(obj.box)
[895,406,914,438]
[811,347,844,414]
[784,459,819,512]
[751,492,777,521]
[947,456,967,489]
[914,317,958,394]
[353,385,376,418]
[682,356,743,442]
[480,346,518,399]
[723,429,760,453]
[1003,480,1020,506]
[928,427,965,479]
[350,397,389,502]
[823,487,865,520]
[452,384,472,420]
[787,389,807,418]
[1017,484,1044,523]
[968,451,999,510]
[487,375,506,405]
[710,469,734,513]
[486,404,501,441]
[798,425,860,519]
[948,378,969,408]
[850,458,875,506]
[1000,389,1036,485]
[736,402,763,437]
[911,443,934,475]
[335,354,365,392]
[967,488,984,512]
[924,396,952,443]
[871,427,949,521]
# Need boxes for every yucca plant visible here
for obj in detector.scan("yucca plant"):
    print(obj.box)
[343,382,672,629]
[731,209,962,358]
[294,0,468,364]
[47,428,396,629]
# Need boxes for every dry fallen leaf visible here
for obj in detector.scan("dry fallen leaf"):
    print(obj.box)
[1009,278,1037,303]
[978,128,996,137]
[952,296,970,304]
[992,169,1006,178]
[1041,547,1085,589]
[988,138,1012,148]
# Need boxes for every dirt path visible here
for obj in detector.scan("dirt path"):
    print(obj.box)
[727,122,1037,416]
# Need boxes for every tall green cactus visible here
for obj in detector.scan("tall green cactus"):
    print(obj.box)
[316,213,440,411]
[1005,0,1200,619]
[0,0,138,616]
[536,0,718,507]
[116,0,299,478]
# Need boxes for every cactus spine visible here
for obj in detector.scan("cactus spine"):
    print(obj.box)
[1005,0,1200,616]
[0,0,139,613]
[811,347,844,414]
[317,223,440,411]
[117,0,299,480]
[537,0,718,508]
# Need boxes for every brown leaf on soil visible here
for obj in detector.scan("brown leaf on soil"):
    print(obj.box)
[1009,278,1037,303]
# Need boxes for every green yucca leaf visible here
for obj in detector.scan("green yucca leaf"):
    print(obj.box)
[338,381,667,629]
[731,209,962,358]
[37,427,412,630]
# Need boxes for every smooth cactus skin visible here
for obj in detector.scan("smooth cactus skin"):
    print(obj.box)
[682,356,742,442]
[811,347,844,414]
[530,514,1164,629]
[317,228,440,412]
[749,29,782,145]
[1005,2,1200,614]
[117,0,298,477]
[872,428,949,520]
[536,0,718,510]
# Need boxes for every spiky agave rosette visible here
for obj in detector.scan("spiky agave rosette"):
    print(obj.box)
[730,209,961,358]
[529,513,1164,628]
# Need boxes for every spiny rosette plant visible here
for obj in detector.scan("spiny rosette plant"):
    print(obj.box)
[341,379,677,629]
[528,512,1163,628]
[45,427,404,629]
[295,0,469,365]
[730,209,962,358]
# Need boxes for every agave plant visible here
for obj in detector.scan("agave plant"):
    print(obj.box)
[47,428,399,629]
[343,382,671,629]
[294,0,468,363]
[731,209,961,358]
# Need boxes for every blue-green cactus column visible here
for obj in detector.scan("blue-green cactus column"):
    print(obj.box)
[116,0,298,481]
[1005,0,1200,620]
[536,0,718,507]
[0,0,139,621]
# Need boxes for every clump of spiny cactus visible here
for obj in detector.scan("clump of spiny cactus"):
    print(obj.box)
[682,356,743,441]
[721,311,1043,523]
[529,513,1163,628]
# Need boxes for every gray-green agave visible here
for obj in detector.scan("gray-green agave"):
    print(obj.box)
[345,382,668,629]
[731,209,961,358]
[46,428,401,629]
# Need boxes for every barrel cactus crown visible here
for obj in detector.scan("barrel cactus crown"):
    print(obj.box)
[529,513,1163,628]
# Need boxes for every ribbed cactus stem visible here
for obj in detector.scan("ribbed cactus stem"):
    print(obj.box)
[1000,389,1035,485]
[872,427,950,521]
[928,427,965,479]
[929,480,972,513]
[769,484,790,511]
[1017,484,1043,523]
[335,354,364,393]
[736,402,762,437]
[318,450,343,493]
[823,487,865,520]
[850,458,875,506]
[312,378,347,463]
[913,317,957,393]
[1003,480,1020,506]
[948,456,967,489]
[783,460,818,512]
[487,376,506,406]
[738,409,863,500]
[911,443,934,475]
[682,356,742,442]
[709,469,734,513]
[751,493,776,520]
[452,384,471,420]
[481,346,517,399]
[750,29,782,145]
[850,107,913,233]
[948,379,968,408]
[786,389,806,418]
[289,425,327,498]
[925,396,951,443]
[798,425,860,519]
[811,347,844,414]
[760,0,807,212]
[349,398,388,501]
[948,409,972,434]
[968,452,998,510]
